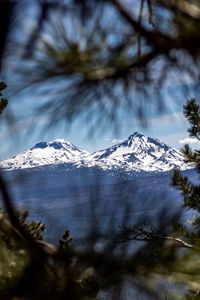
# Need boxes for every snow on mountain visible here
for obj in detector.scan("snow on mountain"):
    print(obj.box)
[89,132,188,171]
[1,139,89,170]
[0,133,189,172]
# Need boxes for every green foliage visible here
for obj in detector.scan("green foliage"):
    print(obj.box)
[183,99,200,141]
[172,170,200,212]
[171,99,200,297]
[19,211,45,241]
[6,0,200,133]
[59,230,72,250]
[172,99,200,215]
[181,99,200,172]
[0,210,45,249]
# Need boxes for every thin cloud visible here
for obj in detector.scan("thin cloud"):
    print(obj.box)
[179,138,200,144]
[140,112,185,127]
[112,139,123,144]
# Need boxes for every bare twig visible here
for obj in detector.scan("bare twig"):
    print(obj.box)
[137,0,145,58]
[119,225,194,249]
[147,0,155,27]
[111,0,176,49]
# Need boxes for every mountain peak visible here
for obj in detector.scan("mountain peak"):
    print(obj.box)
[32,139,77,151]
[128,132,144,139]
[89,132,188,171]
[1,134,189,172]
[2,138,90,170]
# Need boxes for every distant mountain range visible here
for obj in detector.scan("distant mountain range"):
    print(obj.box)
[0,132,190,172]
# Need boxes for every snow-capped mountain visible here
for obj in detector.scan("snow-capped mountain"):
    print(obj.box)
[1,139,89,170]
[90,132,187,171]
[0,133,189,172]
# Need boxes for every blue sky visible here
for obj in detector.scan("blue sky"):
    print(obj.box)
[1,2,200,160]
[1,82,199,160]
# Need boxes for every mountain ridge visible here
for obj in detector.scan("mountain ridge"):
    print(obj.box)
[0,133,189,172]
